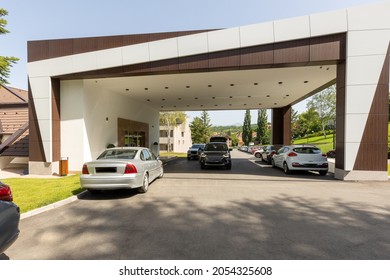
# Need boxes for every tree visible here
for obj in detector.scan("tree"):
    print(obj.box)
[242,109,252,145]
[306,85,336,138]
[256,109,269,144]
[295,108,322,138]
[0,8,19,85]
[159,111,187,152]
[189,110,212,143]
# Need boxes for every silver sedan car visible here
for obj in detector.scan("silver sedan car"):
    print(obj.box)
[80,147,163,193]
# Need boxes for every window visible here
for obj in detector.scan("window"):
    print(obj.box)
[142,149,152,161]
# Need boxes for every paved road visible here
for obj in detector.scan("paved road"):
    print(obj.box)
[3,150,390,259]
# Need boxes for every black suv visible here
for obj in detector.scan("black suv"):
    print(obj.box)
[200,142,232,169]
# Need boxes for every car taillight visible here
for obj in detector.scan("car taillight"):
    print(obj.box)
[124,163,138,174]
[0,185,13,201]
[288,152,298,157]
[322,153,327,157]
[82,164,89,174]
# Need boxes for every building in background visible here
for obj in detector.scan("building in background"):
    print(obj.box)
[0,85,29,172]
[159,118,192,153]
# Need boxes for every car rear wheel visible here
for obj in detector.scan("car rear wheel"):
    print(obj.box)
[319,170,328,176]
[255,153,261,158]
[271,159,276,168]
[283,162,291,174]
[138,173,149,193]
[225,163,232,170]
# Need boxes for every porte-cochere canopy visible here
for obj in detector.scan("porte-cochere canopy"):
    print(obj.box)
[27,2,390,180]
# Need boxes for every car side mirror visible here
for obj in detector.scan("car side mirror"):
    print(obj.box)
[229,148,232,151]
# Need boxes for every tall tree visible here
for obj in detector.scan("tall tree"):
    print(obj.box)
[189,110,212,144]
[242,109,252,145]
[306,85,336,138]
[256,109,269,144]
[159,111,187,152]
[0,8,19,85]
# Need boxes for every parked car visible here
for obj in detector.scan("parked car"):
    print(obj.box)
[200,142,232,169]
[271,145,328,175]
[80,147,164,193]
[0,182,13,201]
[261,145,282,164]
[187,144,205,160]
[254,146,266,158]
[0,200,20,254]
[327,150,336,158]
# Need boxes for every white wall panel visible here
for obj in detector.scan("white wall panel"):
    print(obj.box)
[29,77,51,99]
[273,16,310,42]
[33,98,52,121]
[345,85,376,114]
[207,27,240,52]
[46,56,73,77]
[72,52,97,73]
[178,32,209,57]
[346,55,386,85]
[348,2,390,31]
[348,30,390,57]
[122,42,150,65]
[149,38,178,61]
[27,61,49,78]
[344,114,369,143]
[97,47,123,69]
[310,9,347,37]
[239,22,274,47]
[344,142,361,170]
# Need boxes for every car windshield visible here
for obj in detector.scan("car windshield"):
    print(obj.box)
[191,144,203,149]
[293,147,322,154]
[97,149,137,160]
[204,143,228,151]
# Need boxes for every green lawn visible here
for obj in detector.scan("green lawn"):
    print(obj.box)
[292,133,335,153]
[159,151,187,158]
[3,175,83,214]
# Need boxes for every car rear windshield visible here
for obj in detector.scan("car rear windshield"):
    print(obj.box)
[191,144,204,148]
[97,149,137,160]
[204,143,228,151]
[293,147,322,154]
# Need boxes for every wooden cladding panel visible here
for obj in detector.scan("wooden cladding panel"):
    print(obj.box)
[274,39,310,64]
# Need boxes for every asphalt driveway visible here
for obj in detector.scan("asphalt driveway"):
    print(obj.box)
[3,150,390,259]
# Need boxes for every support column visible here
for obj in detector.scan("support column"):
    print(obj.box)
[271,105,291,145]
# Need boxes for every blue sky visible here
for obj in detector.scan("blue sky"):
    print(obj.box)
[0,0,383,125]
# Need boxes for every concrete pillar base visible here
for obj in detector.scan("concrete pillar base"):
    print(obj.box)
[28,161,59,176]
[335,168,389,181]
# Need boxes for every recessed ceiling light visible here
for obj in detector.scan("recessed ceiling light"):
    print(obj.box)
[244,104,247,106]
[248,96,251,98]
[194,97,198,100]
[161,106,164,108]
[125,88,129,91]
[258,103,262,106]
[214,104,218,106]
[266,95,270,97]
[230,84,235,86]
[144,88,148,90]
[304,81,308,83]
[173,106,176,108]
[229,96,233,99]
[212,97,216,99]
[286,94,290,96]
[278,82,283,85]
[208,85,212,87]
[200,105,204,107]
[274,103,277,105]
[147,99,150,102]
[186,86,190,88]
[162,99,166,101]
[229,104,232,106]
[165,87,169,89]
[178,98,182,100]
[254,83,258,85]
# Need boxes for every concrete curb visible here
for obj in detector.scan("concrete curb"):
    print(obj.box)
[20,191,88,220]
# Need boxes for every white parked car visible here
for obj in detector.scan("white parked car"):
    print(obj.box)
[271,145,328,175]
[80,147,163,194]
